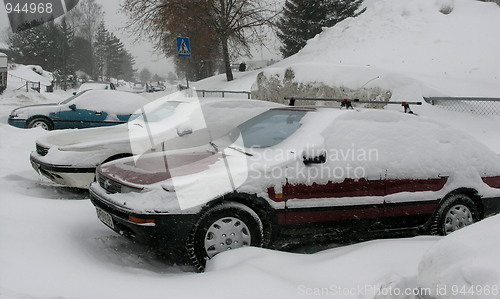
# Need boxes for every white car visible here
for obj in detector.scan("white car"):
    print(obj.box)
[74,81,116,95]
[131,82,152,93]
[30,95,282,188]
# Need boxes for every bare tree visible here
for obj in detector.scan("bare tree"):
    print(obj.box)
[67,0,105,79]
[78,0,105,44]
[122,0,279,82]
[200,0,279,81]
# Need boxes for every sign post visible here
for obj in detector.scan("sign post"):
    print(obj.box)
[176,37,191,88]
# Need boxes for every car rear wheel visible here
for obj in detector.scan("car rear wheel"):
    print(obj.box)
[187,202,263,272]
[431,194,479,236]
[27,118,53,130]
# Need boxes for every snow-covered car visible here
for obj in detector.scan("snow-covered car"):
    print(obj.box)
[8,90,149,130]
[132,82,153,93]
[89,107,500,270]
[74,81,116,95]
[151,83,166,92]
[30,96,282,188]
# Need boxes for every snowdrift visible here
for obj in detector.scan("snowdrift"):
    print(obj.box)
[251,0,500,100]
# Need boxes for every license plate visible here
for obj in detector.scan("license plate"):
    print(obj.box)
[96,207,114,229]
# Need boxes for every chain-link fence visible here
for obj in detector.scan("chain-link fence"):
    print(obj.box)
[424,97,500,116]
[196,89,252,99]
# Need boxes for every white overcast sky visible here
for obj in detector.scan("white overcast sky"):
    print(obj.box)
[0,0,281,78]
[0,0,174,77]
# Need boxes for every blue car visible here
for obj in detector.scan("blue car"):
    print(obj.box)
[8,90,150,130]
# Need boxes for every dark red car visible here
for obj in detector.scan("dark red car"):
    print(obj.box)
[90,107,500,270]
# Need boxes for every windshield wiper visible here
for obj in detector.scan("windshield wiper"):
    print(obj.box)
[228,146,253,156]
[209,141,219,153]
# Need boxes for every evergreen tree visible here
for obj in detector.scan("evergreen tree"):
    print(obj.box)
[139,68,151,83]
[9,20,53,66]
[277,0,364,58]
[105,33,125,81]
[73,36,93,77]
[9,19,75,88]
[119,51,137,82]
[55,18,75,90]
[94,23,108,80]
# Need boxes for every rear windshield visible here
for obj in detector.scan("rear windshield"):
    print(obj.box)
[232,109,307,148]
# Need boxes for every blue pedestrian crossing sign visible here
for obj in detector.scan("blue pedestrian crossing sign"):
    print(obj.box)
[176,37,191,57]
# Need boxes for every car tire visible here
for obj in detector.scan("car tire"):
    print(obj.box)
[430,193,479,236]
[187,202,263,272]
[27,118,53,130]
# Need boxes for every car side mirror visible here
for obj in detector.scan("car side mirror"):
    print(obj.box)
[73,92,77,95]
[303,154,326,165]
[176,126,193,137]
[69,104,77,111]
[302,148,327,165]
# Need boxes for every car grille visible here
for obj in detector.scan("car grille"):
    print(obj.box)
[36,144,49,156]
[98,175,122,194]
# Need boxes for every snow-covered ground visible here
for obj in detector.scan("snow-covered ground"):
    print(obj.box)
[0,106,499,299]
[1,89,499,299]
[1,0,500,298]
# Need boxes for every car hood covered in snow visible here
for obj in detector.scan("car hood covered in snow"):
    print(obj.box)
[37,125,130,149]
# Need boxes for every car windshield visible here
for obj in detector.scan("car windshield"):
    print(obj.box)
[131,101,181,123]
[229,109,308,148]
[59,90,89,104]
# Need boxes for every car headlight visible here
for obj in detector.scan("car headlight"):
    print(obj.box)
[121,184,142,193]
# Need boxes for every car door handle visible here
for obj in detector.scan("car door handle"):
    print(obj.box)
[95,112,102,116]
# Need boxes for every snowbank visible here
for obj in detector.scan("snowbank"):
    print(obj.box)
[8,64,53,89]
[418,214,500,299]
[255,0,500,98]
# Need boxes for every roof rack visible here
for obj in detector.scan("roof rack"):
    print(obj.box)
[283,97,422,114]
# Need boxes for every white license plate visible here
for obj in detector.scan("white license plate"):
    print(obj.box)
[96,207,114,229]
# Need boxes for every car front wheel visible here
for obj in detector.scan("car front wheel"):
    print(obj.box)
[27,118,53,130]
[187,202,263,271]
[431,193,479,236]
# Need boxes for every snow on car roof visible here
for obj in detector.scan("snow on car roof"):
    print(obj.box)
[75,90,149,115]
[299,108,500,181]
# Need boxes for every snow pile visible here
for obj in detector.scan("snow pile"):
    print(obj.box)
[7,64,53,89]
[418,214,500,299]
[205,238,438,298]
[74,90,150,114]
[256,0,500,97]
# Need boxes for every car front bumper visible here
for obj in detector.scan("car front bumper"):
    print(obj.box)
[89,185,197,249]
[30,152,96,189]
[8,117,26,128]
